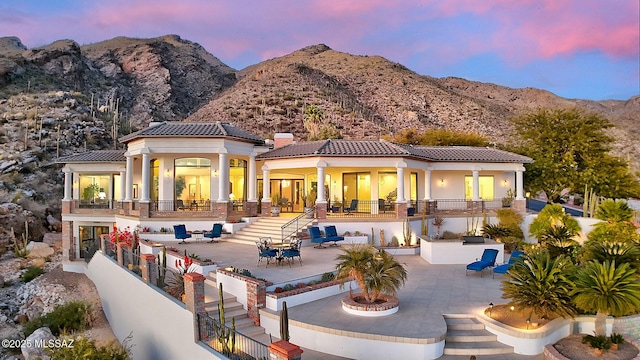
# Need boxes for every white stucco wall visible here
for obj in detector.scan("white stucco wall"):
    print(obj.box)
[86,252,220,360]
[420,238,505,265]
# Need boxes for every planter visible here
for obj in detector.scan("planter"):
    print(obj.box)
[344,235,369,245]
[304,207,314,219]
[341,293,399,317]
[271,206,281,217]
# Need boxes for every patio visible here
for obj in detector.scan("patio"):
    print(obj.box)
[165,240,543,359]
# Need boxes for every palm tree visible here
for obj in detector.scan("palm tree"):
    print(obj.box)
[501,248,576,319]
[335,245,407,304]
[595,199,634,223]
[581,240,640,271]
[529,204,581,242]
[572,260,640,336]
[589,199,640,245]
[540,225,579,259]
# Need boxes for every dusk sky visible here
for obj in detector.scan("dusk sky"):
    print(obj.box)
[1,0,638,100]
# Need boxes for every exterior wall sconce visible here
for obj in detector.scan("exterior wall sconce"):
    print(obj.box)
[165,169,172,177]
[439,179,445,187]
[503,180,508,187]
[212,169,219,177]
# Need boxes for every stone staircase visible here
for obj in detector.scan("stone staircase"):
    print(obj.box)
[203,273,266,338]
[225,216,315,245]
[443,314,514,356]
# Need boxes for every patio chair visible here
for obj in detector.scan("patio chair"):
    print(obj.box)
[282,239,302,267]
[344,199,358,215]
[204,223,223,243]
[309,226,329,248]
[173,224,192,244]
[175,199,188,211]
[465,248,499,277]
[256,240,278,267]
[323,225,344,246]
[493,250,525,278]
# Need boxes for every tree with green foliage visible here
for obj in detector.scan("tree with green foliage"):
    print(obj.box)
[509,108,640,202]
[387,128,490,147]
[501,249,576,319]
[529,204,581,242]
[572,260,640,336]
[335,245,407,304]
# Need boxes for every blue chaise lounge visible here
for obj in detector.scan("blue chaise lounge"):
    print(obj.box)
[465,248,499,277]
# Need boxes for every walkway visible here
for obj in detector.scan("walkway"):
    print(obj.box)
[168,240,544,360]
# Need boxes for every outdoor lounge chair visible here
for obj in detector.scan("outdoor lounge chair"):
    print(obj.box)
[282,239,302,267]
[173,224,192,244]
[465,248,499,277]
[309,226,330,248]
[493,250,525,278]
[256,239,278,267]
[204,223,223,243]
[344,199,358,215]
[323,225,344,246]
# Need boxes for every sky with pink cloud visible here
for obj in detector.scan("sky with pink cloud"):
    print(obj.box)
[1,0,638,100]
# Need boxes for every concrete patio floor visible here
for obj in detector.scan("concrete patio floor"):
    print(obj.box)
[166,239,543,360]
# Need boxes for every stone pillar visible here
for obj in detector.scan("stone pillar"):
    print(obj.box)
[395,201,408,219]
[140,253,157,284]
[218,153,229,201]
[472,169,480,201]
[248,155,257,201]
[116,242,124,266]
[125,153,133,201]
[423,169,432,201]
[141,150,150,202]
[139,201,150,219]
[61,220,73,261]
[184,272,206,342]
[63,167,72,200]
[316,201,327,220]
[261,165,271,217]
[515,168,525,200]
[246,278,266,325]
[269,340,303,360]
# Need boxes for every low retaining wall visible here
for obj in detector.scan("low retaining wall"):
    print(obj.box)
[420,238,504,264]
[86,252,219,360]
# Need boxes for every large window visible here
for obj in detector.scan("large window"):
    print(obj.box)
[465,175,494,200]
[343,172,371,202]
[378,172,397,202]
[78,175,110,205]
[229,158,247,202]
[175,158,211,203]
[151,159,159,202]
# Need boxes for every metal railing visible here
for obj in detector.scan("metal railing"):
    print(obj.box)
[197,313,269,360]
[151,200,212,212]
[327,199,396,218]
[281,209,315,243]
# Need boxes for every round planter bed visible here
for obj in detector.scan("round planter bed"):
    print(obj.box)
[341,294,399,317]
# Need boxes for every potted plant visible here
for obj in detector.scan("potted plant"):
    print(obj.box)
[271,194,282,217]
[303,189,316,218]
[335,245,407,316]
[433,216,445,238]
[502,189,515,208]
[331,199,342,213]
[610,333,624,351]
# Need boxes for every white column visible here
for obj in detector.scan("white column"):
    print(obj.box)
[317,164,326,203]
[423,169,432,200]
[119,169,126,201]
[141,151,150,202]
[218,153,229,202]
[472,170,480,201]
[396,162,406,202]
[262,165,270,202]
[125,153,133,201]
[515,169,525,200]
[63,168,72,200]
[248,155,256,201]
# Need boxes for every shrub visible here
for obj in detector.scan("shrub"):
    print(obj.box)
[23,301,90,336]
[283,284,295,291]
[610,332,625,345]
[296,282,306,289]
[582,334,612,350]
[21,266,44,282]
[321,272,335,282]
[441,231,460,239]
[274,287,284,293]
[48,336,130,360]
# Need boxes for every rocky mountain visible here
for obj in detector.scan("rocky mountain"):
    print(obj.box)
[0,35,637,221]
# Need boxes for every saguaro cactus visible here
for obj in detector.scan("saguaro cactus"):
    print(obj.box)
[280,301,290,341]
[215,283,236,355]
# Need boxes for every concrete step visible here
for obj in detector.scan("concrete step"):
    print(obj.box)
[445,329,497,342]
[442,341,514,355]
[444,317,485,331]
[236,325,265,338]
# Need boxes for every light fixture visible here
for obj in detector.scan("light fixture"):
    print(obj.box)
[98,188,106,199]
[526,317,531,330]
[489,302,494,318]
[510,305,515,311]
[439,179,445,187]
[165,169,172,177]
[503,180,508,187]
[212,169,219,177]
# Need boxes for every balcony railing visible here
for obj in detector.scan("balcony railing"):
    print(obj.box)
[197,313,270,360]
[327,200,396,218]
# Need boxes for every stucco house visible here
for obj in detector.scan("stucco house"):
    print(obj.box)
[58,121,532,261]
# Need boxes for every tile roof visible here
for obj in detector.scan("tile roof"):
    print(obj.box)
[258,140,532,163]
[56,150,126,163]
[118,122,265,145]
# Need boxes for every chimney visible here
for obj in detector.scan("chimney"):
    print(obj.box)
[273,133,294,149]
